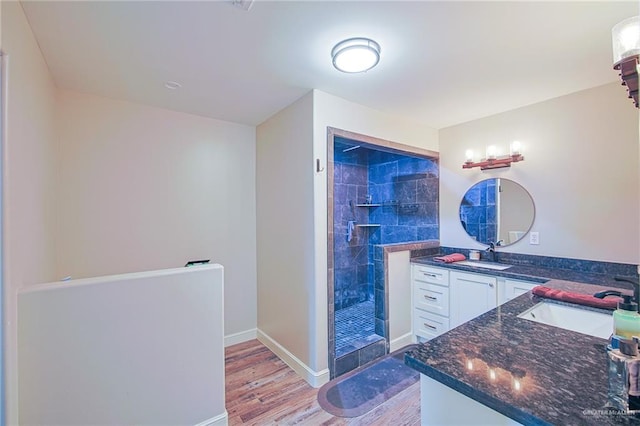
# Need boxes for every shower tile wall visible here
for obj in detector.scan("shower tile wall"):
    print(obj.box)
[368,153,439,244]
[459,179,497,243]
[367,152,439,335]
[333,144,440,312]
[334,147,371,310]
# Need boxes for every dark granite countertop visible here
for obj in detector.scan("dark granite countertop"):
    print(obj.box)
[404,264,640,425]
[411,255,636,290]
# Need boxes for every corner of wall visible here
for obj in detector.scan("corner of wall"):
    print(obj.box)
[255,91,317,370]
[257,329,330,388]
[3,2,59,424]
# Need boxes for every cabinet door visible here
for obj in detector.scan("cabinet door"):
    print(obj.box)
[502,279,538,304]
[450,271,497,328]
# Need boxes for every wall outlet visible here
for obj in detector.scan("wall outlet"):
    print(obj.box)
[529,232,539,245]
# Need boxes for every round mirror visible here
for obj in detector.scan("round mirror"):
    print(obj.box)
[459,178,535,246]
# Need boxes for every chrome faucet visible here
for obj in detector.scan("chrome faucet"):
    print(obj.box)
[486,242,497,262]
[616,277,640,307]
[594,276,640,313]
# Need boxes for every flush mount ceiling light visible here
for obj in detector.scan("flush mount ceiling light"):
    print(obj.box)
[331,37,381,73]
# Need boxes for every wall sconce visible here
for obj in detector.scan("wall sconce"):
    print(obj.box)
[463,141,524,171]
[612,16,639,108]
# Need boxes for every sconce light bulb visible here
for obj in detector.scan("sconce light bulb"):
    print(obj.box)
[510,141,522,156]
[465,149,474,163]
[486,145,497,160]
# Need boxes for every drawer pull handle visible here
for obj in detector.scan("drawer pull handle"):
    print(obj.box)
[423,323,437,330]
[489,283,494,288]
[423,273,437,278]
[424,295,437,301]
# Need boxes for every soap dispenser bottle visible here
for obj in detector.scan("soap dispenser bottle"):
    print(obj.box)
[614,295,640,340]
[607,338,640,412]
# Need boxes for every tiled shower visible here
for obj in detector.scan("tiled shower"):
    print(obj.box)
[331,136,439,376]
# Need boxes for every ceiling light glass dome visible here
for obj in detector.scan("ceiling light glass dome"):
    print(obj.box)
[331,38,381,73]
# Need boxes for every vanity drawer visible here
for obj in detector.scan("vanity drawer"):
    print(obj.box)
[414,310,450,340]
[412,265,449,286]
[414,282,450,317]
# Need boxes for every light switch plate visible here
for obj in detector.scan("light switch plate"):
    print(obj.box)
[530,232,539,245]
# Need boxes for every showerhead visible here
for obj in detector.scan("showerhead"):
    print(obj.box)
[342,145,361,153]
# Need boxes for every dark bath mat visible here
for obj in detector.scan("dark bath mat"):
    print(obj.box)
[317,344,419,418]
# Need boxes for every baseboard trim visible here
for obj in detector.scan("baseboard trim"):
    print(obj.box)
[194,411,228,426]
[224,328,257,347]
[390,332,414,353]
[257,329,330,388]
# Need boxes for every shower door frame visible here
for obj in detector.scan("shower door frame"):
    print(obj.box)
[326,127,439,379]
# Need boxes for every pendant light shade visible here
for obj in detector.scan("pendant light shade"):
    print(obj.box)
[612,16,640,66]
[331,38,381,73]
[611,16,640,108]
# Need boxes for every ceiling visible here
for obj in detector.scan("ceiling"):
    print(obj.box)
[20,1,638,129]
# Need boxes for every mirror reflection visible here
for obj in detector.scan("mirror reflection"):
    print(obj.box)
[459,178,535,246]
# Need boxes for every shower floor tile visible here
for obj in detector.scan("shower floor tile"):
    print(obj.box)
[335,300,383,358]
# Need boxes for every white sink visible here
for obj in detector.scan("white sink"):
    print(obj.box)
[454,260,513,270]
[517,301,613,339]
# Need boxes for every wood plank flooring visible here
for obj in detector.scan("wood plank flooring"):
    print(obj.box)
[225,340,420,425]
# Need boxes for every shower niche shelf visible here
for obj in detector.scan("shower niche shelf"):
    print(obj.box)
[356,224,381,228]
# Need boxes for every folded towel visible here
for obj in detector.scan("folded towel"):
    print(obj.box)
[531,285,620,310]
[434,253,466,263]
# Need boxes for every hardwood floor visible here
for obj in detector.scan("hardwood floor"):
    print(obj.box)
[225,340,420,425]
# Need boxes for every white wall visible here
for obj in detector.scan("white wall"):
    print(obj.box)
[313,91,440,153]
[3,4,258,420]
[18,265,226,426]
[255,91,320,381]
[56,90,257,340]
[2,2,58,423]
[439,83,639,263]
[256,90,439,385]
[311,91,438,374]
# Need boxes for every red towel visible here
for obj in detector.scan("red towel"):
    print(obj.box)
[531,286,620,310]
[434,253,466,263]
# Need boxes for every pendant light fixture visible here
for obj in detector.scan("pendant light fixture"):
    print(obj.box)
[612,16,640,108]
[331,37,381,73]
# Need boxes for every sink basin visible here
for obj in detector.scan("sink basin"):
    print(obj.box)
[517,301,613,339]
[454,260,513,270]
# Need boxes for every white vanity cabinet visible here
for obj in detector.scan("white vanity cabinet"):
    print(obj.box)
[412,264,450,341]
[501,278,538,304]
[411,263,540,340]
[449,271,497,328]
